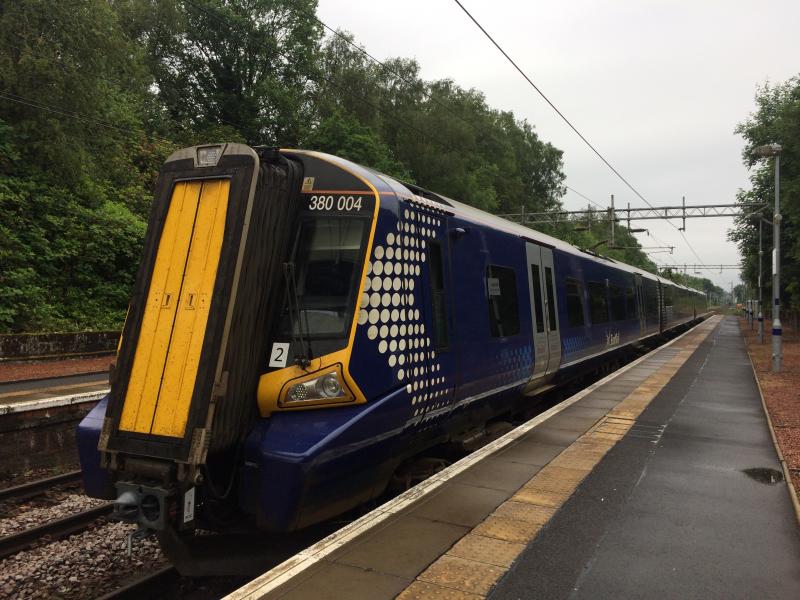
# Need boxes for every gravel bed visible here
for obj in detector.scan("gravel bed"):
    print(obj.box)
[0,520,166,599]
[0,493,108,537]
[740,318,800,497]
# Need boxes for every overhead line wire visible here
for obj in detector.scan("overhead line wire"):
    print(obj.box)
[0,90,142,136]
[564,185,603,210]
[450,0,711,274]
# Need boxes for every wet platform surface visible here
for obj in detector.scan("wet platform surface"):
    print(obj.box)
[226,316,800,600]
[491,316,800,599]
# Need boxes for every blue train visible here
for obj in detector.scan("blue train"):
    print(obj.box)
[78,145,706,564]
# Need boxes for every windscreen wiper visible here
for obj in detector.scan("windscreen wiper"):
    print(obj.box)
[282,261,313,369]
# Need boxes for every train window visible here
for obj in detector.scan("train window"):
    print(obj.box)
[625,287,637,319]
[565,277,585,327]
[663,286,674,307]
[610,285,626,321]
[428,241,449,349]
[644,282,659,318]
[486,265,520,337]
[588,281,609,324]
[530,265,545,333]
[544,267,557,331]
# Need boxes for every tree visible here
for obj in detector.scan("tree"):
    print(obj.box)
[0,4,574,332]
[124,0,322,147]
[0,0,160,331]
[304,109,410,180]
[729,76,799,311]
[309,34,566,213]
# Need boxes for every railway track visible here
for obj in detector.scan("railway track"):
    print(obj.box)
[0,502,113,559]
[0,470,82,503]
[0,470,114,560]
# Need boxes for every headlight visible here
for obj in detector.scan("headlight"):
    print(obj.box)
[317,373,341,397]
[286,372,345,403]
[196,145,222,167]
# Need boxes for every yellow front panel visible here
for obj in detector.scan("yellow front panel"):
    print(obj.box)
[119,179,229,437]
[151,179,229,436]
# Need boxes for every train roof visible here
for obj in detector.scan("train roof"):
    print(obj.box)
[287,150,705,297]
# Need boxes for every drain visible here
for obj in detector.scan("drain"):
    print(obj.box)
[741,467,784,485]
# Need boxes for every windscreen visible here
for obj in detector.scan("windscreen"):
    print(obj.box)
[281,216,369,340]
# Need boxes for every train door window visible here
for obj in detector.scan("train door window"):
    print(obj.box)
[486,265,520,337]
[610,284,626,321]
[644,282,659,318]
[625,286,637,319]
[530,264,545,333]
[565,277,585,327]
[427,241,449,349]
[663,286,674,307]
[588,281,609,324]
[544,266,557,331]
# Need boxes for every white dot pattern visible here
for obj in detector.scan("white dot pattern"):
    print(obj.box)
[357,202,450,423]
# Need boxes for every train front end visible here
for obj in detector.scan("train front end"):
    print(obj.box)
[76,145,383,547]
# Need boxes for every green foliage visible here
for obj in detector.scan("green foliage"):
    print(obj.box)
[120,0,322,147]
[0,169,145,331]
[0,1,167,332]
[728,76,800,310]
[0,1,651,332]
[304,109,411,180]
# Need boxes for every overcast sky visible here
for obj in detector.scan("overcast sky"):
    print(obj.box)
[317,0,799,289]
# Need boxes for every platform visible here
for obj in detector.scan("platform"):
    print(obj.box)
[0,372,108,413]
[226,315,800,600]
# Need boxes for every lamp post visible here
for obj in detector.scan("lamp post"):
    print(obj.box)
[752,143,782,371]
[758,218,764,344]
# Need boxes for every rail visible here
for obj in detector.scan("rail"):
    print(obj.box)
[0,470,82,503]
[0,502,112,559]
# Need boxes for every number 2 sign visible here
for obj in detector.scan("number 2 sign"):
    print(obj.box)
[268,342,290,368]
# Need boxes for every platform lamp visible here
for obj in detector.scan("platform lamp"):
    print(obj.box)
[751,143,782,372]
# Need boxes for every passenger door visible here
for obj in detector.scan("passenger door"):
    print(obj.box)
[526,243,561,379]
[634,273,646,335]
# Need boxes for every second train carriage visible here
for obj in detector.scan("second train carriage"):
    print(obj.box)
[77,145,707,560]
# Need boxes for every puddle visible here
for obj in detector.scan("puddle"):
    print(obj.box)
[741,467,784,485]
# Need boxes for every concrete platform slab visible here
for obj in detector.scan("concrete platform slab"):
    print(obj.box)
[332,515,468,578]
[493,441,565,467]
[274,561,408,600]
[409,482,509,528]
[451,456,540,492]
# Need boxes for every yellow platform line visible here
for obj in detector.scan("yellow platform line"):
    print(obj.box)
[397,316,721,599]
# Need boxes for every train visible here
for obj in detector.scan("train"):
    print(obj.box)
[77,144,707,570]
